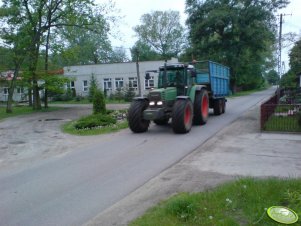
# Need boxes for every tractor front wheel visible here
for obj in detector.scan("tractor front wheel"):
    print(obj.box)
[128,100,150,133]
[172,99,193,134]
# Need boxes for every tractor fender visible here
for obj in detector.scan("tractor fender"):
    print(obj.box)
[195,85,207,91]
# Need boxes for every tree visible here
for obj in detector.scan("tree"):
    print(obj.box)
[280,70,297,88]
[130,40,164,61]
[289,38,301,75]
[264,70,280,85]
[0,0,116,110]
[133,10,185,59]
[185,0,289,91]
[93,89,106,114]
[88,74,98,102]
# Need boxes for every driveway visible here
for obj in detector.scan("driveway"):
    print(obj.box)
[0,104,128,171]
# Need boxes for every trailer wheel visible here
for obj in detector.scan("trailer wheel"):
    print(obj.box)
[222,99,226,114]
[128,100,150,133]
[213,99,223,115]
[172,99,193,134]
[193,89,209,125]
[154,118,169,125]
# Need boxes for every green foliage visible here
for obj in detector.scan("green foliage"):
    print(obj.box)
[134,10,185,59]
[62,120,128,136]
[130,41,164,61]
[280,70,298,88]
[130,178,301,226]
[289,38,301,75]
[185,0,289,91]
[264,70,280,85]
[89,74,98,102]
[123,83,136,102]
[93,89,106,114]
[74,114,116,129]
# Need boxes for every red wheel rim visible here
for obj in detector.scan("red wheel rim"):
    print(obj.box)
[184,105,191,125]
[201,95,209,118]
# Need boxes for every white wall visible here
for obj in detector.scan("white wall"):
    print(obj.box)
[63,58,178,97]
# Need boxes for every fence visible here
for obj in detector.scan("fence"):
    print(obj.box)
[261,89,301,132]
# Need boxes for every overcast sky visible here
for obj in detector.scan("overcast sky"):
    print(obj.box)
[101,0,301,69]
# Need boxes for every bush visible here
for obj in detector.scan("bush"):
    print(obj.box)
[93,89,106,114]
[74,114,116,129]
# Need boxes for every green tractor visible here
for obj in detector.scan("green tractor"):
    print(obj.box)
[127,63,210,134]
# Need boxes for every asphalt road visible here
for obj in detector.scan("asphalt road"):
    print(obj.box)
[0,88,276,226]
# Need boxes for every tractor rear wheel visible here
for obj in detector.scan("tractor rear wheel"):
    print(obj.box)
[154,118,169,125]
[193,89,209,125]
[128,100,150,133]
[213,99,223,115]
[172,99,193,134]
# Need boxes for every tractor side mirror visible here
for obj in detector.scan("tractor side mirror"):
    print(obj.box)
[145,72,150,80]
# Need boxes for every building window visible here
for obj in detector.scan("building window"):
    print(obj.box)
[83,80,88,92]
[115,78,124,89]
[145,76,155,89]
[17,87,24,94]
[103,78,112,91]
[129,77,138,90]
[70,81,75,89]
[3,87,8,95]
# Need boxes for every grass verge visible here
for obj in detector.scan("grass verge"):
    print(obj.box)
[229,87,269,98]
[130,178,301,226]
[0,105,60,121]
[62,119,128,136]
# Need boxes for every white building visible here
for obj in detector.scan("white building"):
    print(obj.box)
[0,71,26,102]
[63,58,178,97]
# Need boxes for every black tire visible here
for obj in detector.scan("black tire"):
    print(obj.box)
[222,99,226,114]
[154,118,169,125]
[193,89,209,125]
[213,99,223,115]
[128,100,150,133]
[172,99,193,134]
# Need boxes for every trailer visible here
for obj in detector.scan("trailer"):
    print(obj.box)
[194,61,230,115]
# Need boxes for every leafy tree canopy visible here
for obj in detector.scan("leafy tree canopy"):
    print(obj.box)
[133,10,186,59]
[185,0,289,91]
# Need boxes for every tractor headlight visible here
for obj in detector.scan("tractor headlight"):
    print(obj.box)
[149,101,155,106]
[157,101,163,106]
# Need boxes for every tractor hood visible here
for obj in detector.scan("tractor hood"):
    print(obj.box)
[148,87,177,102]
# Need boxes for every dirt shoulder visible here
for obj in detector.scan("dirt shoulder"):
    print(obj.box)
[84,104,301,226]
[0,104,130,172]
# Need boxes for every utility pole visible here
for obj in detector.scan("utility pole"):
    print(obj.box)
[135,48,142,97]
[277,13,292,78]
[277,13,283,78]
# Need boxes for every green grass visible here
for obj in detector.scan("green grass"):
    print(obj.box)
[0,105,60,121]
[62,119,128,135]
[264,115,301,132]
[229,87,268,98]
[130,178,301,226]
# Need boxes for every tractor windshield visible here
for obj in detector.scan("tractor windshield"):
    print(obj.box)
[158,69,185,88]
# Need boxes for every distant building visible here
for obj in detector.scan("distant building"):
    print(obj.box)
[63,58,178,97]
[0,71,26,102]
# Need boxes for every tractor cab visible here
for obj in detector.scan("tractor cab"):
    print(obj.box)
[157,64,195,96]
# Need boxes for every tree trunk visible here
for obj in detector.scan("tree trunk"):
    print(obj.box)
[6,66,21,113]
[44,27,51,108]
